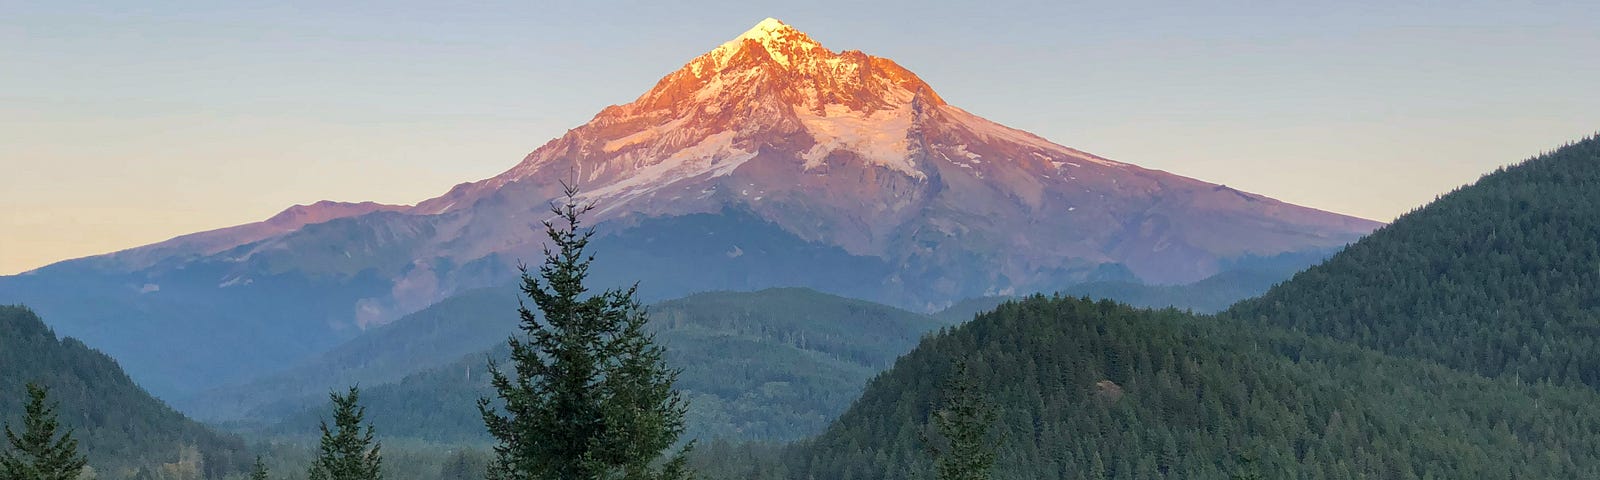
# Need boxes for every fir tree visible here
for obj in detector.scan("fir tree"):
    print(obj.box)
[250,456,269,480]
[478,185,690,480]
[307,387,381,480]
[927,361,996,480]
[1,383,87,480]
[1230,451,1263,480]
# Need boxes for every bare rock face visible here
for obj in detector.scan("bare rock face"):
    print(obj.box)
[1095,380,1125,403]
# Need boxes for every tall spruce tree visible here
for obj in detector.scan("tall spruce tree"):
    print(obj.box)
[250,456,269,480]
[927,361,996,480]
[1,383,87,480]
[307,387,381,480]
[478,185,690,480]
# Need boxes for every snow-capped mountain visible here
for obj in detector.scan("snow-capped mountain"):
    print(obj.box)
[408,17,1377,289]
[0,18,1379,399]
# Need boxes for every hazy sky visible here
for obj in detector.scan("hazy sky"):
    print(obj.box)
[3,1,1598,275]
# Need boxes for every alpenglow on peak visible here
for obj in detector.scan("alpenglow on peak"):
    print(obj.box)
[403,15,1382,302]
[714,17,822,68]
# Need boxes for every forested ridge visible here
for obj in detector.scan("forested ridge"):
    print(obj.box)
[698,295,1600,479]
[1229,135,1600,386]
[0,305,252,479]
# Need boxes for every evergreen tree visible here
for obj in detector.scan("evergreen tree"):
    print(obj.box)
[439,451,476,480]
[1,383,87,480]
[250,456,269,480]
[1229,451,1262,480]
[927,361,996,480]
[307,387,381,480]
[478,185,690,480]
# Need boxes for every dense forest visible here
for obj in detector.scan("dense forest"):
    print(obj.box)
[1230,135,1600,387]
[0,306,252,479]
[705,295,1600,479]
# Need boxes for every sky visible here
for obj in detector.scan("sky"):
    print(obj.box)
[3,0,1598,275]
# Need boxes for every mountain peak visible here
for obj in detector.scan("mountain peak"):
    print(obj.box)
[737,17,792,40]
[715,17,822,68]
[410,19,1378,291]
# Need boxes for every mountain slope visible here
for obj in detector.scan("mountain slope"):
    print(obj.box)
[179,286,522,421]
[235,288,952,443]
[64,201,410,275]
[732,296,1600,479]
[0,306,252,479]
[1228,134,1600,387]
[404,17,1377,296]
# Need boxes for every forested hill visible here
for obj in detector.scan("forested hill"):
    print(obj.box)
[0,305,252,479]
[728,295,1600,479]
[1228,134,1600,387]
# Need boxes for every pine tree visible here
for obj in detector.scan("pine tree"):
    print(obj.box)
[307,387,381,480]
[1,383,87,480]
[926,361,996,480]
[250,456,269,480]
[478,184,690,480]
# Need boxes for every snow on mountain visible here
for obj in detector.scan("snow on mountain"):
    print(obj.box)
[406,18,1377,292]
[3,18,1382,399]
[36,16,1379,308]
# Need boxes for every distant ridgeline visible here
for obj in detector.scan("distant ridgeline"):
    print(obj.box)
[0,305,251,479]
[189,254,1303,431]
[209,261,1314,447]
[226,288,953,444]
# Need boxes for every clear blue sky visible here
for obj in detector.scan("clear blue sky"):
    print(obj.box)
[4,0,1598,274]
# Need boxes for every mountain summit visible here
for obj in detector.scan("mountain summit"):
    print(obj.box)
[1,18,1379,399]
[413,17,1378,291]
[416,17,947,216]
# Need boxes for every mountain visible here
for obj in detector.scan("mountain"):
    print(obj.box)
[402,17,1376,296]
[0,18,1376,401]
[722,295,1600,479]
[0,305,252,479]
[224,288,952,443]
[1228,134,1600,387]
